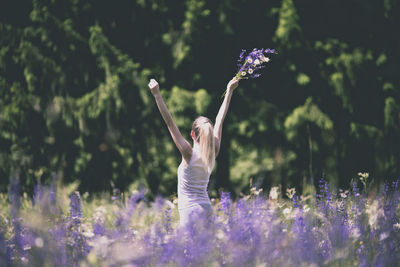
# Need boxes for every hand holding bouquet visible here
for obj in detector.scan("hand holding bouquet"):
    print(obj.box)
[235,48,276,80]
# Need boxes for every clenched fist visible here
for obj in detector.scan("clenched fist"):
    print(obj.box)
[148,79,160,96]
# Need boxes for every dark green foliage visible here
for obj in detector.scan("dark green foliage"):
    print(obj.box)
[0,0,399,195]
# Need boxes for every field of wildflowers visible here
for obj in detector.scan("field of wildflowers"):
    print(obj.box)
[0,174,399,266]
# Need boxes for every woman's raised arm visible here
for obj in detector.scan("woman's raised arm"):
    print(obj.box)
[148,79,192,162]
[214,77,239,156]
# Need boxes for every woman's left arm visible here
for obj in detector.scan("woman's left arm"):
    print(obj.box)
[213,77,239,156]
[148,79,192,162]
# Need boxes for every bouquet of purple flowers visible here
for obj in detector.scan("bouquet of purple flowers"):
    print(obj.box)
[235,48,276,80]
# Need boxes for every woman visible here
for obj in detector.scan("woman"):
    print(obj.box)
[148,77,239,226]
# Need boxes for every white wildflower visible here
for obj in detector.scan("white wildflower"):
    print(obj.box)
[248,68,254,74]
[216,230,225,240]
[165,200,175,209]
[286,188,296,199]
[83,231,94,238]
[34,237,44,248]
[82,222,95,238]
[250,186,263,196]
[20,257,28,264]
[303,204,310,213]
[241,71,247,76]
[247,58,253,64]
[350,227,361,239]
[358,172,369,188]
[254,59,260,65]
[358,172,369,178]
[365,199,385,230]
[269,186,280,200]
[93,206,107,223]
[379,232,389,241]
[340,192,348,199]
[393,223,400,230]
[263,56,270,63]
[283,207,292,215]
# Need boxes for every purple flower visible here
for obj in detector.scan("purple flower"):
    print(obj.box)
[164,206,172,233]
[33,183,45,206]
[114,190,145,232]
[0,232,10,266]
[69,191,82,219]
[234,48,276,80]
[93,222,105,236]
[220,191,231,214]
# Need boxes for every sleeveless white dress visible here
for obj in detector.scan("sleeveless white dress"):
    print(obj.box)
[177,144,213,226]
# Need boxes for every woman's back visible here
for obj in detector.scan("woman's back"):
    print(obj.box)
[177,144,212,210]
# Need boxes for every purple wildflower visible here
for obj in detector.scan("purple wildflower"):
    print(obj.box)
[8,174,25,259]
[93,222,105,236]
[164,206,172,233]
[393,179,399,191]
[234,48,276,80]
[352,180,361,197]
[9,174,21,219]
[69,191,83,219]
[220,191,231,214]
[33,175,61,216]
[0,231,10,266]
[49,173,58,211]
[32,183,45,206]
[114,190,145,232]
[111,188,121,202]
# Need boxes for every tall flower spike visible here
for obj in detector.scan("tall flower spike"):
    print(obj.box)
[69,191,83,219]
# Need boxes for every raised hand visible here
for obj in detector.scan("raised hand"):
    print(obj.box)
[148,79,160,95]
[227,77,239,93]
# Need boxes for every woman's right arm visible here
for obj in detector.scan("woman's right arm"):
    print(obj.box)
[148,79,192,162]
[214,77,239,156]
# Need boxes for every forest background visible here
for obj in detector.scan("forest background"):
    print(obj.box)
[0,0,399,198]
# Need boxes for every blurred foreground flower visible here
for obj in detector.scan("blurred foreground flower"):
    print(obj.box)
[235,48,276,80]
[269,186,280,200]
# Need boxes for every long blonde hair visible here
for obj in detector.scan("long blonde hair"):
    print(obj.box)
[192,116,215,173]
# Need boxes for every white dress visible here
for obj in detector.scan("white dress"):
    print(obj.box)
[177,144,213,226]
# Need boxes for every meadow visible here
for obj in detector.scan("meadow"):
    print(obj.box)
[1,174,399,267]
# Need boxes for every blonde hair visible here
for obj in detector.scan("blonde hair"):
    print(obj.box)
[192,116,215,173]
